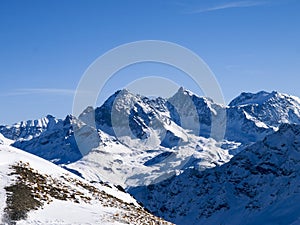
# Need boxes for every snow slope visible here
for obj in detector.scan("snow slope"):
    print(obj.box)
[67,132,232,188]
[0,137,173,225]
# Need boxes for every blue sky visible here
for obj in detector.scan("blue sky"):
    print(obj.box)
[0,0,299,124]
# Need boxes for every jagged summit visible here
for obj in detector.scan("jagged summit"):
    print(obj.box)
[228,90,300,107]
[229,91,274,106]
[171,87,215,102]
[175,86,194,96]
[0,115,58,140]
[228,90,300,127]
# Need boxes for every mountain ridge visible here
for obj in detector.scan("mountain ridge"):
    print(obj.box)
[1,88,300,224]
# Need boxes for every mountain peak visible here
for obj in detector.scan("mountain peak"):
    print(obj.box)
[169,88,217,111]
[114,88,131,96]
[229,90,283,106]
[175,86,195,97]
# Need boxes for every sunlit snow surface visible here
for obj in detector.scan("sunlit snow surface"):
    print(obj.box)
[67,130,232,187]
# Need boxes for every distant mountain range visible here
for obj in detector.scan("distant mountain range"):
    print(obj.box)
[1,88,300,224]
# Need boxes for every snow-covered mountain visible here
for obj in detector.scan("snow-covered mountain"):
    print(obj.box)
[10,115,83,164]
[69,88,233,187]
[2,88,300,186]
[129,123,300,225]
[0,115,56,141]
[3,88,300,164]
[1,88,300,224]
[89,89,190,148]
[226,91,300,144]
[0,135,173,225]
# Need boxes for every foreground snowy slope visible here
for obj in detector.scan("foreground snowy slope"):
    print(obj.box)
[0,136,173,225]
[129,124,300,225]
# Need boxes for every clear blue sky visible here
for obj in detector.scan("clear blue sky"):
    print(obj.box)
[0,0,299,124]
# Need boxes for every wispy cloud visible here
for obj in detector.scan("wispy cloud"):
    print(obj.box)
[188,1,268,13]
[2,88,77,97]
